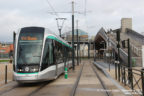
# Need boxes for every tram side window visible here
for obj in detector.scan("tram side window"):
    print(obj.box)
[48,39,54,65]
[64,47,69,61]
[59,44,64,63]
[69,49,72,61]
[54,41,63,64]
[41,39,54,71]
[63,47,71,62]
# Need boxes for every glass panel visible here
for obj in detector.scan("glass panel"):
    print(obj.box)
[54,41,63,64]
[17,27,44,65]
[49,41,53,64]
[41,39,54,70]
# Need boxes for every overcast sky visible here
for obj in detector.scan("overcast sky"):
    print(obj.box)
[0,0,144,42]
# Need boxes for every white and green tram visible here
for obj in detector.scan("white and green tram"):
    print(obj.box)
[13,27,72,83]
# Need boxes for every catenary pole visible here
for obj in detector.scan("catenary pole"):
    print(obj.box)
[72,0,75,70]
[76,20,79,65]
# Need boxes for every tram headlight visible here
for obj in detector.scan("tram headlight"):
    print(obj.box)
[18,69,23,72]
[30,66,39,72]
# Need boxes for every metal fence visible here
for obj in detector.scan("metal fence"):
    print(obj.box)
[117,64,144,95]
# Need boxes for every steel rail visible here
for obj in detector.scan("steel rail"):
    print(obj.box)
[70,62,84,96]
[0,84,18,95]
[28,81,51,96]
[91,64,112,96]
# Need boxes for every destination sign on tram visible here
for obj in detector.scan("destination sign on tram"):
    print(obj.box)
[21,36,38,41]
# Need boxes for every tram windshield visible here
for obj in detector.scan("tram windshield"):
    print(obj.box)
[17,28,44,65]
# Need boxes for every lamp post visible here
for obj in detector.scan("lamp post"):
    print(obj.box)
[94,42,96,61]
[79,36,81,63]
[116,29,120,82]
[122,39,133,89]
[88,41,90,59]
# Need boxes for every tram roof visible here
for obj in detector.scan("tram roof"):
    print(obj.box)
[44,27,72,48]
[17,26,72,48]
[46,35,72,48]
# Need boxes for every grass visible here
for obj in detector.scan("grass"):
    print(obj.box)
[0,60,10,62]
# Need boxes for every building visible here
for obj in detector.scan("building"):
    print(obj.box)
[107,18,143,66]
[0,42,13,58]
[121,18,132,33]
[62,29,88,42]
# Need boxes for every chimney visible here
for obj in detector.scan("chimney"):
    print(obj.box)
[121,18,132,33]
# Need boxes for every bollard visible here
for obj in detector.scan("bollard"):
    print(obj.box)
[65,67,68,79]
[120,65,122,82]
[115,61,117,80]
[5,65,7,84]
[141,69,144,96]
[121,67,123,83]
[124,67,126,86]
[130,68,133,90]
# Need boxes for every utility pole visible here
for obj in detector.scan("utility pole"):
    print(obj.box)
[56,18,66,37]
[122,39,133,89]
[13,32,16,71]
[79,36,81,63]
[127,39,133,89]
[76,20,79,65]
[88,42,90,59]
[94,42,96,61]
[72,0,75,70]
[116,29,120,82]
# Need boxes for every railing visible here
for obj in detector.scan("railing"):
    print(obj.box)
[99,31,128,64]
[99,29,108,41]
[130,43,142,56]
[109,37,128,64]
[97,30,144,95]
[120,65,144,95]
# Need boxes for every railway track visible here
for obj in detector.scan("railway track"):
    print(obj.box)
[0,81,51,96]
[28,81,51,96]
[0,60,116,96]
[70,61,112,96]
[0,84,18,95]
[70,62,84,96]
[91,64,112,96]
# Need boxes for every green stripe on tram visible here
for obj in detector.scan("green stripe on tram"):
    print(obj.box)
[47,36,72,48]
[17,72,38,75]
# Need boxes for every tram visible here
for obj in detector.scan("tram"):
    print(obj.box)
[13,27,72,83]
